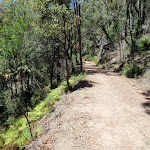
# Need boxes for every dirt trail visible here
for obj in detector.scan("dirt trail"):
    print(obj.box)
[27,61,150,150]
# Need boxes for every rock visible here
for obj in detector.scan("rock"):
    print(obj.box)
[113,63,124,72]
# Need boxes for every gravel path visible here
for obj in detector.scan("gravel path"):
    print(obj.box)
[27,61,150,150]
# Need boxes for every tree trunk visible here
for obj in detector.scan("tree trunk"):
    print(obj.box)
[63,16,70,90]
[15,81,17,96]
[137,0,141,17]
[50,65,54,89]
[129,5,133,44]
[20,67,24,93]
[142,0,146,24]
[100,25,112,42]
[125,4,129,37]
[10,79,14,97]
[57,60,61,82]
[73,0,79,66]
[70,42,75,74]
[98,39,104,57]
[78,4,83,72]
[125,21,128,37]
[129,5,135,56]
[24,112,34,141]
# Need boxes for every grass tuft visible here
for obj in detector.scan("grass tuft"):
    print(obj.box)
[92,56,101,65]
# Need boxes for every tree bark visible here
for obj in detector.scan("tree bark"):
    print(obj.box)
[100,25,112,42]
[56,47,61,82]
[129,5,133,44]
[98,39,104,57]
[78,4,83,72]
[50,65,54,89]
[70,28,75,74]
[63,16,70,90]
[142,0,146,24]
[24,112,34,141]
[10,78,14,97]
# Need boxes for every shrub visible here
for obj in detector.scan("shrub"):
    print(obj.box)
[0,136,4,148]
[92,56,101,64]
[123,64,143,78]
[138,36,150,51]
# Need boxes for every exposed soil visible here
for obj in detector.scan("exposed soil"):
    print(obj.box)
[26,61,150,150]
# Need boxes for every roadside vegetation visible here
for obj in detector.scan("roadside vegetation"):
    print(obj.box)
[0,73,85,149]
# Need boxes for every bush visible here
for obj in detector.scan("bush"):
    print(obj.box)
[0,136,4,148]
[84,55,92,61]
[138,36,150,51]
[123,64,143,78]
[92,56,101,64]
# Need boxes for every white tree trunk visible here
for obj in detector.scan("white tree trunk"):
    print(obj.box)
[98,39,104,57]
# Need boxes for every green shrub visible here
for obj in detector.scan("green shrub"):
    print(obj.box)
[123,64,143,78]
[92,56,100,64]
[84,55,92,61]
[0,136,4,147]
[138,36,150,51]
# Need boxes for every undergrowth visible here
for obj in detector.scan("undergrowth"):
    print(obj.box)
[92,56,101,65]
[0,73,85,150]
[138,36,150,51]
[123,64,143,78]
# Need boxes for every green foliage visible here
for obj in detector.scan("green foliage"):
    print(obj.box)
[138,36,150,51]
[0,73,85,149]
[69,73,86,85]
[0,0,81,128]
[123,64,143,78]
[82,0,126,56]
[45,73,85,103]
[129,36,150,54]
[108,21,122,42]
[92,56,101,64]
[84,55,92,61]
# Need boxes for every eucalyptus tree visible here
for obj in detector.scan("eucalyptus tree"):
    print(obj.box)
[82,0,126,57]
[39,1,72,90]
[72,0,83,71]
[0,0,39,139]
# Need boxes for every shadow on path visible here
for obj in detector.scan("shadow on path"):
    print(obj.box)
[141,90,150,115]
[141,90,150,97]
[83,61,118,76]
[72,80,94,91]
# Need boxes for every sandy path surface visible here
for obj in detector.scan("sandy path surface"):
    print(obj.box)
[27,61,150,150]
